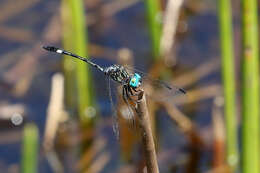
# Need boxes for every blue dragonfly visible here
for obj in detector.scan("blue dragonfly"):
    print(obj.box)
[43,46,186,137]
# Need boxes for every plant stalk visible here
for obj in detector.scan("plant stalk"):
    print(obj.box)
[61,0,95,126]
[217,0,238,171]
[144,0,162,59]
[21,123,39,173]
[241,0,259,172]
[135,90,159,173]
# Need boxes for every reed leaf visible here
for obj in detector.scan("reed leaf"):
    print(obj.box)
[241,0,259,172]
[217,0,238,171]
[21,123,39,173]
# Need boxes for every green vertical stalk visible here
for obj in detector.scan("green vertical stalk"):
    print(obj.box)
[21,123,39,173]
[61,0,95,126]
[217,0,238,171]
[144,0,162,59]
[241,0,259,172]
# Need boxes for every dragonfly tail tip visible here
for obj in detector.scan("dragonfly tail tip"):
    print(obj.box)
[42,45,58,52]
[179,88,186,94]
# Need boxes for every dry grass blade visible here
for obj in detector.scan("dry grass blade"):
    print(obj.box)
[173,58,220,88]
[77,137,106,171]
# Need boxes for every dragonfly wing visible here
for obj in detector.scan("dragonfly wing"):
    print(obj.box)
[119,85,137,130]
[124,65,186,102]
[107,77,120,139]
[143,78,186,103]
[107,78,138,139]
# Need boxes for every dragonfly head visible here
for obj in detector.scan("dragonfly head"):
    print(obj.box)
[129,73,142,88]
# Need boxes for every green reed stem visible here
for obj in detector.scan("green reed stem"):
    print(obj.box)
[61,0,95,126]
[241,0,259,172]
[217,0,238,171]
[144,0,162,59]
[21,123,39,173]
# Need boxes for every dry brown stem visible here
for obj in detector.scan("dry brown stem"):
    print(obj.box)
[160,0,184,64]
[43,73,65,151]
[135,90,159,173]
[212,96,226,169]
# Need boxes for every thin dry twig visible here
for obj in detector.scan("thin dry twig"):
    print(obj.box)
[0,47,28,70]
[0,0,39,23]
[162,101,204,147]
[3,14,61,96]
[0,130,22,145]
[173,58,220,88]
[171,84,222,105]
[0,25,35,43]
[89,43,117,60]
[162,101,203,172]
[86,152,110,173]
[163,103,193,133]
[135,90,159,173]
[100,0,140,17]
[86,0,140,25]
[76,137,106,171]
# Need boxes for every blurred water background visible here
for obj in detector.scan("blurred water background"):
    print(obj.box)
[0,0,258,173]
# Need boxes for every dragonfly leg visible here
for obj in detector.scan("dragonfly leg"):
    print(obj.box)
[133,87,142,93]
[122,85,128,104]
[128,85,134,96]
[126,85,137,104]
[122,85,136,128]
[128,86,140,97]
[123,85,136,108]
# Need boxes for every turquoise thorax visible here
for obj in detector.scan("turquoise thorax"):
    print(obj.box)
[129,73,141,88]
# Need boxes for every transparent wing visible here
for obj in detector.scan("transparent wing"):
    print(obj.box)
[107,78,137,139]
[119,85,137,130]
[107,77,120,139]
[124,66,186,102]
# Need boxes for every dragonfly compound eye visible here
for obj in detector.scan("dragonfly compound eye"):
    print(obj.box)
[129,73,142,88]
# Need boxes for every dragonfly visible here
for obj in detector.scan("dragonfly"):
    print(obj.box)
[43,45,186,137]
